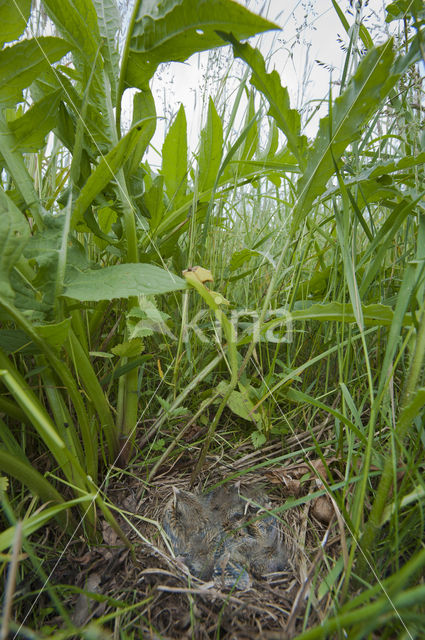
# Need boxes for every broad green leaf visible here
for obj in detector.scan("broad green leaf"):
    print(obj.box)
[0,112,45,227]
[162,104,187,202]
[126,0,278,90]
[42,0,100,60]
[0,0,31,46]
[93,0,121,102]
[238,90,258,162]
[23,215,89,317]
[111,338,144,358]
[144,174,165,230]
[229,248,261,272]
[71,119,155,227]
[216,380,259,424]
[292,39,399,234]
[8,90,62,152]
[0,37,71,106]
[0,189,30,301]
[0,329,39,355]
[63,263,186,301]
[385,0,425,22]
[34,318,72,349]
[127,90,157,175]
[198,97,223,193]
[322,153,425,201]
[224,36,307,167]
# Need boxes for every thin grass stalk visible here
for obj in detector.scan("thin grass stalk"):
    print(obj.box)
[66,329,118,458]
[0,295,97,480]
[0,490,73,627]
[359,300,425,573]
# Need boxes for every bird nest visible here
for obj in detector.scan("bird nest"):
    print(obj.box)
[56,443,342,638]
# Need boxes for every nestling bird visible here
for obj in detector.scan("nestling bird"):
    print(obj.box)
[162,483,288,589]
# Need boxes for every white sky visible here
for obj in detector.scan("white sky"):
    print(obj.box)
[122,0,392,163]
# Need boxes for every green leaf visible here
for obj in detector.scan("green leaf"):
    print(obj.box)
[238,90,258,162]
[144,174,165,230]
[34,319,72,349]
[93,0,121,102]
[42,0,100,60]
[71,119,155,227]
[0,496,94,553]
[23,215,89,317]
[224,36,307,167]
[162,104,187,202]
[111,338,144,357]
[125,0,278,90]
[0,189,30,301]
[262,302,413,328]
[63,263,187,301]
[251,431,266,448]
[229,248,261,272]
[198,97,223,193]
[127,89,157,175]
[8,90,62,152]
[216,380,259,423]
[0,449,65,512]
[0,37,71,106]
[292,39,399,234]
[0,0,31,46]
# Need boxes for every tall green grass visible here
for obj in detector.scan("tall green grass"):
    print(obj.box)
[1,0,425,637]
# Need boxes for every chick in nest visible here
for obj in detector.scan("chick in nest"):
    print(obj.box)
[243,511,289,576]
[163,488,219,579]
[202,484,245,530]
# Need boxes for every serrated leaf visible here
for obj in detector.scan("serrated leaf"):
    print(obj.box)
[0,189,30,301]
[251,431,266,448]
[293,39,399,234]
[126,0,278,90]
[224,36,307,167]
[8,90,62,152]
[111,338,144,357]
[63,263,186,301]
[0,0,31,46]
[198,97,223,193]
[0,37,71,106]
[162,104,187,202]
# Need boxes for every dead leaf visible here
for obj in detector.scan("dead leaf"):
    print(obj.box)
[182,266,213,283]
[102,521,119,546]
[311,495,334,524]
